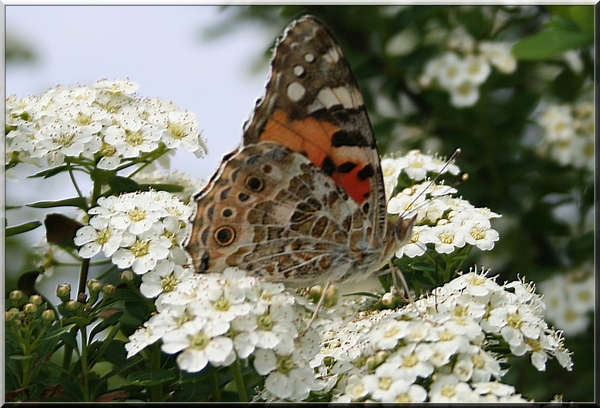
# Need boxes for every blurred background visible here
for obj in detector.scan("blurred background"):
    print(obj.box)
[5,5,594,402]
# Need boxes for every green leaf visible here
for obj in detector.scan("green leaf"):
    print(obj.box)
[6,220,42,236]
[512,28,592,60]
[110,288,146,302]
[127,369,177,386]
[101,339,128,366]
[107,176,141,194]
[27,165,69,179]
[90,310,123,340]
[60,331,79,352]
[27,197,88,209]
[569,5,594,35]
[124,300,150,322]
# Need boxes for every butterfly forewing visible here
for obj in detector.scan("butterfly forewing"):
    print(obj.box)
[243,16,388,238]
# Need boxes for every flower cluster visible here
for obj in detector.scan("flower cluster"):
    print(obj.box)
[74,190,194,298]
[383,150,500,258]
[535,101,594,173]
[304,268,572,403]
[5,78,206,171]
[419,34,516,108]
[126,268,325,401]
[538,267,594,336]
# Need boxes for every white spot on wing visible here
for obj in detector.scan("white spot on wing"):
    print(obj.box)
[287,81,306,102]
[332,86,355,109]
[323,47,341,64]
[304,53,315,63]
[307,99,324,113]
[315,87,340,109]
[293,65,305,77]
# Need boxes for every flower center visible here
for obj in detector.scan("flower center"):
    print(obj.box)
[257,313,274,331]
[190,332,210,350]
[125,129,144,147]
[130,240,150,258]
[276,355,294,375]
[129,208,147,222]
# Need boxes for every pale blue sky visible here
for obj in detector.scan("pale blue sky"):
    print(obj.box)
[6,5,276,180]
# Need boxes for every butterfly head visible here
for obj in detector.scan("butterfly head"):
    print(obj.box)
[384,214,417,259]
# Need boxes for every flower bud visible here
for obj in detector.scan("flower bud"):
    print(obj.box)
[374,350,389,366]
[56,283,72,303]
[120,270,135,283]
[308,285,323,303]
[66,300,81,312]
[323,284,339,308]
[5,308,19,323]
[42,309,56,323]
[381,292,396,308]
[87,279,103,293]
[9,290,24,306]
[29,294,43,306]
[23,303,38,315]
[102,283,116,295]
[77,292,88,304]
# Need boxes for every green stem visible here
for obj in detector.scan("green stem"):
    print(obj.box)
[66,161,85,202]
[79,327,90,401]
[230,358,248,402]
[77,257,91,301]
[211,371,221,402]
[149,342,164,402]
[61,325,78,378]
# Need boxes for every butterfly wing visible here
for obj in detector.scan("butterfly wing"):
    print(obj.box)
[187,142,370,287]
[243,16,388,238]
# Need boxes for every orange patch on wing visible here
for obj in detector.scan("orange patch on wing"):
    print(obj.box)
[333,168,371,204]
[260,109,371,204]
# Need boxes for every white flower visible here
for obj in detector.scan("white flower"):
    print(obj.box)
[93,77,140,95]
[254,347,321,401]
[429,373,478,402]
[381,156,405,198]
[140,258,193,298]
[424,223,467,254]
[396,150,439,181]
[463,54,491,84]
[151,109,205,156]
[395,225,428,258]
[479,41,517,74]
[437,52,468,89]
[111,229,172,274]
[461,219,500,250]
[387,343,435,383]
[161,316,233,373]
[368,318,410,350]
[104,118,162,158]
[393,383,428,402]
[74,216,124,258]
[449,80,480,108]
[110,193,169,234]
[362,363,413,402]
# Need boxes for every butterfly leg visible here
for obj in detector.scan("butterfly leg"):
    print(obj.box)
[301,281,332,336]
[389,261,414,304]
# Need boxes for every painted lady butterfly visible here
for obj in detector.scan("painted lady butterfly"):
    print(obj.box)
[187,16,415,288]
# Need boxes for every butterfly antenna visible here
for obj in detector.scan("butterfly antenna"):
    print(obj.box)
[399,148,462,220]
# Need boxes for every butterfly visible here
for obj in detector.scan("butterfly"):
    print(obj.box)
[186,15,415,289]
